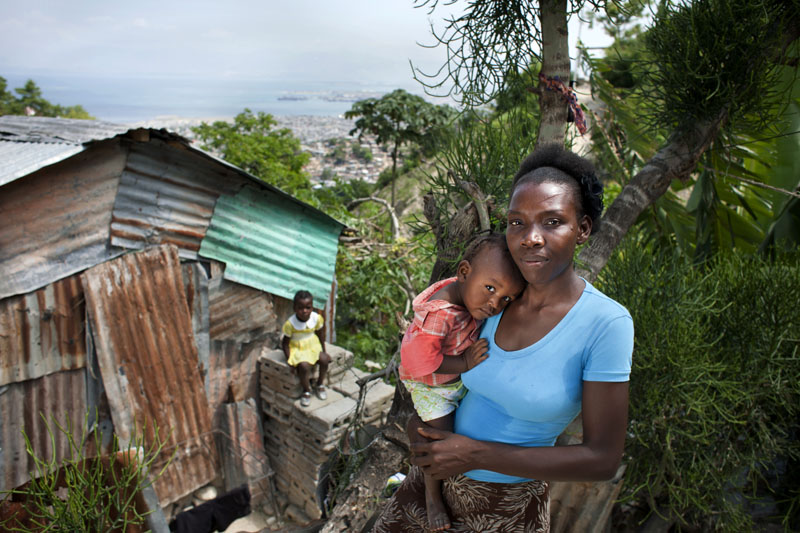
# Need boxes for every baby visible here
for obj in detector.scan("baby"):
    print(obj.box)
[399,233,525,531]
[282,290,331,407]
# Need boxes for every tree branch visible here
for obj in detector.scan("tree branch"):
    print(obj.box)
[347,196,401,241]
[577,110,728,281]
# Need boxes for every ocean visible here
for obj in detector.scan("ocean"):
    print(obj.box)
[2,72,411,124]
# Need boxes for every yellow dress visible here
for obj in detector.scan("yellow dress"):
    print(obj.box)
[282,312,324,366]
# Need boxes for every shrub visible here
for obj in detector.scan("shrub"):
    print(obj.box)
[0,415,172,532]
[596,236,800,531]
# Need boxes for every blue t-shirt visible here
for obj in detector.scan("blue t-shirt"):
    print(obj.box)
[455,281,634,483]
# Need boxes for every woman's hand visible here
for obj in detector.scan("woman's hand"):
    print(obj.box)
[410,426,480,480]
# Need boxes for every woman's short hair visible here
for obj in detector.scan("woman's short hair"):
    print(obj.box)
[511,143,604,234]
[293,290,313,305]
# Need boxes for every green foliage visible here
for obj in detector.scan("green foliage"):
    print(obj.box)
[192,109,313,202]
[642,0,797,131]
[418,108,536,255]
[345,89,456,205]
[412,0,608,106]
[597,234,800,531]
[325,139,373,165]
[335,240,433,368]
[325,138,349,164]
[0,415,172,532]
[584,41,800,260]
[492,62,542,116]
[351,143,373,163]
[0,77,94,119]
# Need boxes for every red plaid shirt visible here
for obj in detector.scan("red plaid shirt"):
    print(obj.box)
[399,277,479,386]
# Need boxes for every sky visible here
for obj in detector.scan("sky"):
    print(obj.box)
[1,0,611,86]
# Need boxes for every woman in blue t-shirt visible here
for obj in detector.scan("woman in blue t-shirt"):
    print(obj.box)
[372,144,634,532]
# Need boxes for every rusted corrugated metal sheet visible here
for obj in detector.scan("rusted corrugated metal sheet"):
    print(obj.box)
[0,141,127,300]
[214,400,271,499]
[109,140,248,259]
[0,368,88,491]
[199,186,343,309]
[81,244,217,506]
[182,263,210,391]
[208,278,277,343]
[0,275,87,386]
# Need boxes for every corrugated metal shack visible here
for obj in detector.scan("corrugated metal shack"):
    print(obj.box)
[0,116,344,523]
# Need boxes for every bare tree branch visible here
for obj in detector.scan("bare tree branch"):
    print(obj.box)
[348,196,401,241]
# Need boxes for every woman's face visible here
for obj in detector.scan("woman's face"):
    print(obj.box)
[506,179,591,286]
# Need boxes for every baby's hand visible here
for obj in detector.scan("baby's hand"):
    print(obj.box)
[463,338,489,371]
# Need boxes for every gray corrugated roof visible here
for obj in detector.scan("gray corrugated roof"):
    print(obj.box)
[0,115,130,144]
[0,142,83,186]
[0,116,131,187]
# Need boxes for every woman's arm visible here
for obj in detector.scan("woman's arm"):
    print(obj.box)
[411,380,629,481]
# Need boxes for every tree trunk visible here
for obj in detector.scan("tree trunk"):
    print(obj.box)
[537,0,570,146]
[576,111,728,282]
[391,142,399,208]
[423,192,480,284]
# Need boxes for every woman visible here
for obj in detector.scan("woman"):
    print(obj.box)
[372,144,634,532]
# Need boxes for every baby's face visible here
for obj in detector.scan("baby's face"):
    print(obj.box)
[294,298,314,322]
[459,247,525,320]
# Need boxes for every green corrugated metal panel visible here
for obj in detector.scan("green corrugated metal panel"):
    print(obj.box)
[198,186,342,309]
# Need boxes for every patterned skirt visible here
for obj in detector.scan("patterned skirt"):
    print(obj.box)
[371,466,550,533]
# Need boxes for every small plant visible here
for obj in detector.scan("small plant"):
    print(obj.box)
[0,414,173,532]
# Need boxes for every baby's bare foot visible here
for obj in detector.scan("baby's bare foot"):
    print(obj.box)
[425,492,451,531]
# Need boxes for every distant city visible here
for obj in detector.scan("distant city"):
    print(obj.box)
[277,90,385,103]
[1,72,422,124]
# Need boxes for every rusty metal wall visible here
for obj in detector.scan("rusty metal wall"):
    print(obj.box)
[109,140,248,259]
[182,263,210,394]
[81,244,217,506]
[0,368,89,491]
[206,340,263,417]
[0,275,87,386]
[0,140,127,300]
[208,278,278,344]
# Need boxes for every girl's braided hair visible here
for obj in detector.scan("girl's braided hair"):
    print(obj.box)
[511,143,604,234]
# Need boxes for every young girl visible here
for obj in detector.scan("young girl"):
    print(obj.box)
[399,233,525,531]
[282,290,331,407]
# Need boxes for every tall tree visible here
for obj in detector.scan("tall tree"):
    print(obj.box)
[412,0,800,280]
[0,77,93,119]
[577,0,800,277]
[345,88,455,207]
[192,109,313,201]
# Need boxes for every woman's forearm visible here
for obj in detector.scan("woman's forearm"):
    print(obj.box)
[413,381,629,482]
[467,439,621,481]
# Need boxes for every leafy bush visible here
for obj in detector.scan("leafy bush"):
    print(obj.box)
[351,143,373,163]
[335,240,433,370]
[596,235,800,531]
